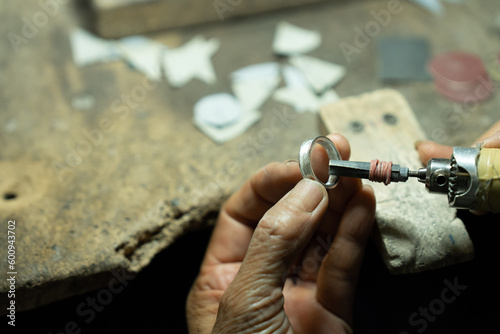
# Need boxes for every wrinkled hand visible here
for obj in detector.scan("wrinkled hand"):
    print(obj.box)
[186,134,376,334]
[416,120,500,164]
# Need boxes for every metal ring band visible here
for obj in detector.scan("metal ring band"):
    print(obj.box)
[299,136,341,189]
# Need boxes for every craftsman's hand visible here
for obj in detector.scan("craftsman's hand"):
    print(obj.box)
[416,120,500,164]
[186,134,376,334]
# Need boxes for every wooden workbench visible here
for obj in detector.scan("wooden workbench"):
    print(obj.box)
[1,0,499,319]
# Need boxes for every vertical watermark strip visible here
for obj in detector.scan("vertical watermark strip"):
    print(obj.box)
[6,219,17,326]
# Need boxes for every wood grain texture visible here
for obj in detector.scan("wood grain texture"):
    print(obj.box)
[91,0,331,38]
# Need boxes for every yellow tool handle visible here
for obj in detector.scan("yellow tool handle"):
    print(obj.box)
[476,148,500,213]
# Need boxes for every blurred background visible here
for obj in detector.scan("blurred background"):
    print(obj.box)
[1,0,500,333]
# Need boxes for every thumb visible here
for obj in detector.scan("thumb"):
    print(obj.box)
[238,178,328,287]
[415,140,453,165]
[214,179,328,332]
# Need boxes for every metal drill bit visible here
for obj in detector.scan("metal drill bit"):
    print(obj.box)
[329,160,423,183]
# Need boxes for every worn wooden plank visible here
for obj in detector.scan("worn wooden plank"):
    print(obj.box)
[1,0,500,314]
[91,0,330,38]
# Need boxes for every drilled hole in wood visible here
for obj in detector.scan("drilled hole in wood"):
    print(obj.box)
[383,113,398,125]
[3,193,17,200]
[349,120,364,132]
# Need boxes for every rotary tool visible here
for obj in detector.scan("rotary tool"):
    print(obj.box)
[299,136,500,213]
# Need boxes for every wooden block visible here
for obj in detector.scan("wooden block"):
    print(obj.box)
[91,0,330,38]
[320,89,474,274]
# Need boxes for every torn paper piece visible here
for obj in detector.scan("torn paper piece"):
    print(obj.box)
[162,35,220,88]
[70,28,120,67]
[194,93,243,128]
[232,78,280,112]
[71,93,96,111]
[272,21,322,56]
[118,35,167,82]
[409,0,444,15]
[194,109,262,144]
[290,55,345,94]
[319,90,340,107]
[281,64,309,88]
[230,63,281,111]
[231,62,280,82]
[273,86,339,113]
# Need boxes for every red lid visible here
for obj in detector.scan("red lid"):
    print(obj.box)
[429,52,493,102]
[429,52,487,87]
[435,74,492,102]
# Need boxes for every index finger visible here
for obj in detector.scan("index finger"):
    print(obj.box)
[481,130,500,148]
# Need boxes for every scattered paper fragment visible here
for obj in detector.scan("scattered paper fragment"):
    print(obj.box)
[281,64,309,88]
[162,35,220,88]
[409,0,444,15]
[118,36,167,82]
[70,28,120,67]
[272,22,322,56]
[71,93,96,111]
[273,86,339,113]
[194,93,261,144]
[289,55,345,94]
[275,64,340,113]
[4,119,17,133]
[194,110,261,144]
[230,63,281,111]
[194,93,243,128]
[193,96,261,145]
[319,90,340,107]
[231,62,280,82]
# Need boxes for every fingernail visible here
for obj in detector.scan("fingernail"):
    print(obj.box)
[291,179,325,212]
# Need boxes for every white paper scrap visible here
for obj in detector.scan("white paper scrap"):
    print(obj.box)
[194,93,243,128]
[273,86,339,113]
[70,28,120,67]
[231,62,280,82]
[272,21,322,56]
[281,64,309,88]
[409,0,444,15]
[162,35,220,88]
[290,55,346,94]
[230,63,281,111]
[118,35,167,82]
[194,109,262,144]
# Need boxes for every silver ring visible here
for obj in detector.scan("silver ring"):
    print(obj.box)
[299,136,341,189]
